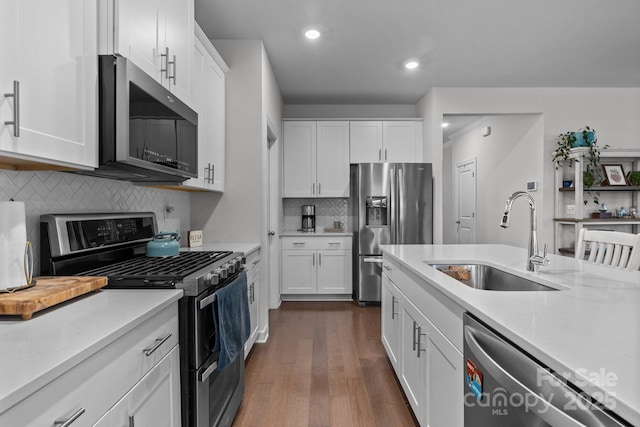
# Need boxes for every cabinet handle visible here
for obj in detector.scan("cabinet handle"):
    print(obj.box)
[143,333,172,357]
[170,54,177,84]
[4,80,20,137]
[161,47,170,77]
[250,282,255,303]
[383,265,392,271]
[129,415,135,427]
[312,253,315,266]
[318,182,321,195]
[54,408,85,426]
[319,252,322,266]
[412,321,418,351]
[378,148,381,161]
[416,326,427,358]
[210,163,214,183]
[391,295,397,319]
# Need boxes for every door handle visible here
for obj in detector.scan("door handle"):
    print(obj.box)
[268,231,275,236]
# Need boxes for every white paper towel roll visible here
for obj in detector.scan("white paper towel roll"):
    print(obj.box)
[0,201,28,290]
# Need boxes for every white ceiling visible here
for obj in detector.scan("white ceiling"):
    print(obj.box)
[195,0,640,105]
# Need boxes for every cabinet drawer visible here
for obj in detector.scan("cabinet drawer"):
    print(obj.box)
[282,237,352,250]
[1,305,179,427]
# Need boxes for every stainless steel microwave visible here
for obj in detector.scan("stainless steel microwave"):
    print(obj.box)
[81,55,198,183]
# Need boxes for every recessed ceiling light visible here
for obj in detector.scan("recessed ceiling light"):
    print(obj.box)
[305,29,321,40]
[441,122,450,128]
[404,61,419,70]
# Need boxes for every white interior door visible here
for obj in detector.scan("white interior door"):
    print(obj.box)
[456,159,476,244]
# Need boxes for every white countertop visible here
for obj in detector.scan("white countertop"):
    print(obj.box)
[280,230,353,237]
[181,242,261,256]
[380,244,640,426]
[0,289,183,414]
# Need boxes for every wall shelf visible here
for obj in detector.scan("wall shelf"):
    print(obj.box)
[554,148,640,254]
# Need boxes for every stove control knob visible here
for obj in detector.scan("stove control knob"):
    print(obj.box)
[209,271,220,285]
[204,272,214,286]
[216,266,227,279]
[233,256,244,269]
[226,262,236,274]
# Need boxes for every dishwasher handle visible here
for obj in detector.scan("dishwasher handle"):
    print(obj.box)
[464,325,624,427]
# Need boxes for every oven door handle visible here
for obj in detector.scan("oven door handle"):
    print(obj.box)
[199,293,217,310]
[199,360,219,382]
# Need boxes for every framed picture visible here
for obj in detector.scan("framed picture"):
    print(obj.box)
[602,164,627,186]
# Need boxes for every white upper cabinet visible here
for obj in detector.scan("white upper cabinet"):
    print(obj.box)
[283,121,349,198]
[350,121,422,163]
[101,0,194,106]
[0,0,98,169]
[180,26,227,191]
[349,121,383,163]
[383,121,419,162]
[316,121,350,197]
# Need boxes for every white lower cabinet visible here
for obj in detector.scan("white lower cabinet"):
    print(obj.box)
[381,273,402,373]
[425,321,464,427]
[281,237,352,296]
[245,249,261,356]
[0,303,180,427]
[93,346,181,427]
[400,298,428,422]
[382,257,463,427]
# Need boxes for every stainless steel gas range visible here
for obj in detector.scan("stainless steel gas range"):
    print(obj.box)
[40,212,247,427]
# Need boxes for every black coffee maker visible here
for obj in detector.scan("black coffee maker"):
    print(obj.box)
[301,205,316,232]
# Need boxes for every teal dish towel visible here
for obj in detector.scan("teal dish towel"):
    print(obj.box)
[212,271,250,370]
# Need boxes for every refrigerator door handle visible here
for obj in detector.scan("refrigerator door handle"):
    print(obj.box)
[464,326,621,427]
[398,167,404,241]
[363,257,383,263]
[389,167,397,242]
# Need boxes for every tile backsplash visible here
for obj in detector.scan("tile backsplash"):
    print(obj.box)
[0,170,191,275]
[283,198,348,231]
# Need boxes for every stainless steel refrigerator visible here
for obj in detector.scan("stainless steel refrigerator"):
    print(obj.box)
[351,163,433,304]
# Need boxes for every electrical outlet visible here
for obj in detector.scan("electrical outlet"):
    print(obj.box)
[566,205,576,215]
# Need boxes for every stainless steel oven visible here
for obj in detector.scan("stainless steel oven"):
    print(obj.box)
[40,212,248,427]
[180,267,246,427]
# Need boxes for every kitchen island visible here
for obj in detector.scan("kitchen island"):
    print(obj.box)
[381,244,640,426]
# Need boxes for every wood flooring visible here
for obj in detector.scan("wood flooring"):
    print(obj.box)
[233,301,418,427]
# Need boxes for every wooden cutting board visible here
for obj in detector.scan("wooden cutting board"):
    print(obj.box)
[0,276,108,320]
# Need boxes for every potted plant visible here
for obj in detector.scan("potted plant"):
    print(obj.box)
[552,126,609,205]
[627,171,640,187]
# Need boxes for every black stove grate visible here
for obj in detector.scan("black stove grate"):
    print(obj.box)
[78,251,233,280]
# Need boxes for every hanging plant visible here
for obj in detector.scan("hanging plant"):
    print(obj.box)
[551,126,609,205]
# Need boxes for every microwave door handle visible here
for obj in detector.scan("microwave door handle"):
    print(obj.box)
[464,327,619,427]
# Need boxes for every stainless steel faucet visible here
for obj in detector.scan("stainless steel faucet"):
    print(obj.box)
[500,191,550,271]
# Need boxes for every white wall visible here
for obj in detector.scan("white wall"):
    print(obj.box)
[417,87,640,250]
[261,45,284,312]
[191,40,263,242]
[282,104,417,118]
[1,170,190,275]
[444,115,543,247]
[191,39,283,340]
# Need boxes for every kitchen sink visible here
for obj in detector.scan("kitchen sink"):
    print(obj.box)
[428,263,561,291]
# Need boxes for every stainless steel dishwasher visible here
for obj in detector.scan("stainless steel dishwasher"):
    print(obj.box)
[463,313,630,427]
